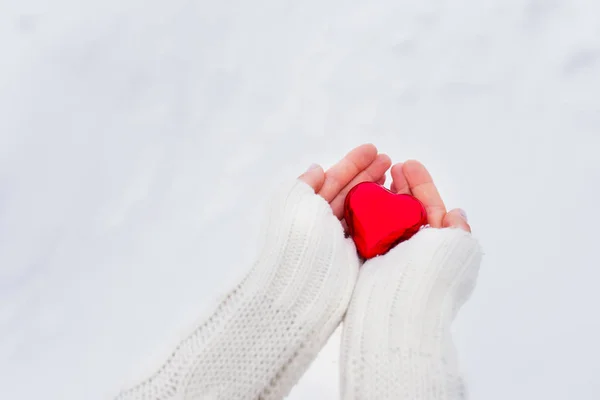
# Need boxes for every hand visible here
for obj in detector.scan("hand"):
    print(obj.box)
[298,143,392,219]
[390,159,471,232]
[116,146,384,400]
[340,159,482,400]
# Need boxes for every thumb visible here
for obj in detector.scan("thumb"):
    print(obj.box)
[298,163,325,193]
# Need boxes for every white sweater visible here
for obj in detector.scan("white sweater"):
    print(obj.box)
[114,179,483,400]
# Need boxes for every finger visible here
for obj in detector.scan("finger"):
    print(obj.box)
[390,163,410,194]
[318,144,378,202]
[330,153,392,218]
[298,164,326,193]
[402,160,446,228]
[376,175,386,186]
[443,208,471,233]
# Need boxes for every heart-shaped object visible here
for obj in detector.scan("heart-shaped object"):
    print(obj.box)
[344,182,428,259]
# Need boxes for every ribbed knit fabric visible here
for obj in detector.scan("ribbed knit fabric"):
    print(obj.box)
[115,180,359,400]
[340,228,483,400]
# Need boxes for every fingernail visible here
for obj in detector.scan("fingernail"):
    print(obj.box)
[458,208,468,222]
[306,163,320,172]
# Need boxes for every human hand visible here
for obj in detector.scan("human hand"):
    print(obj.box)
[340,159,482,400]
[115,145,389,400]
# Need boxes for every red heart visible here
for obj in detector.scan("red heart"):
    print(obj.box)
[343,182,428,259]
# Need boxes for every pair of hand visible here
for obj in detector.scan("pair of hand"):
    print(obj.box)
[115,144,480,400]
[298,143,471,234]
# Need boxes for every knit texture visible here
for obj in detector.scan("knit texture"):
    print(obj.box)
[115,179,359,400]
[340,228,483,400]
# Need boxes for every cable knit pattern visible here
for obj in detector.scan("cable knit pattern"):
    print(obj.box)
[340,228,483,400]
[115,180,359,400]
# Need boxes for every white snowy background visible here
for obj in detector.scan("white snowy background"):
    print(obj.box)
[1,0,599,398]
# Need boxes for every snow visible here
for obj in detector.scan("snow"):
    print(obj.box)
[1,0,599,398]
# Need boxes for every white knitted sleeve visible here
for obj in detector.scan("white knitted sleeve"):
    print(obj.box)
[115,180,359,400]
[340,228,483,400]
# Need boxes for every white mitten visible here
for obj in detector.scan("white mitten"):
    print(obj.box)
[340,227,483,400]
[115,180,359,400]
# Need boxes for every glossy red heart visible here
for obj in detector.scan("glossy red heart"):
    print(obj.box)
[344,182,428,259]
